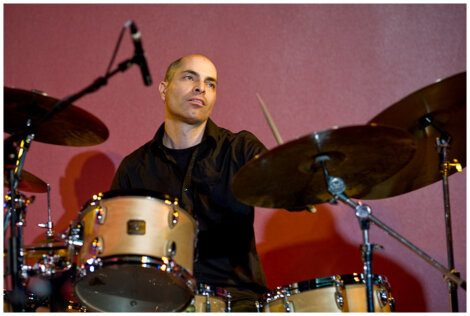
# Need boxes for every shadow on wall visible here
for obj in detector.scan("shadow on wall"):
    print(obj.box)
[257,206,427,312]
[55,151,116,235]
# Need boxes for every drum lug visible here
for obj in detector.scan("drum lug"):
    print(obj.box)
[165,240,177,258]
[204,292,212,312]
[255,300,262,312]
[68,222,84,247]
[376,284,394,310]
[90,236,104,255]
[387,296,396,311]
[333,275,346,311]
[95,206,106,224]
[168,205,179,228]
[225,292,232,313]
[186,278,195,291]
[79,257,102,277]
[281,288,295,312]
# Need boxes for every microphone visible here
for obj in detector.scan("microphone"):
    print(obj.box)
[127,20,152,86]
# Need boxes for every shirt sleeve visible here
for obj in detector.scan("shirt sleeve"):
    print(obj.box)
[238,131,267,164]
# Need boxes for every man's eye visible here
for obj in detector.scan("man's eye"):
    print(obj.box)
[183,75,193,80]
[207,82,216,89]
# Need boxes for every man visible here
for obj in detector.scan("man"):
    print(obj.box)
[111,54,267,311]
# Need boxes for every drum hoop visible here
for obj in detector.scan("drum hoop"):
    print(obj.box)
[83,254,192,271]
[79,189,178,211]
[75,254,196,288]
[77,189,197,228]
[299,273,388,289]
[196,284,230,298]
[264,273,390,298]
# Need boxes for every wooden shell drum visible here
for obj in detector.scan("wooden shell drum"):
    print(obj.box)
[260,273,395,312]
[71,191,197,312]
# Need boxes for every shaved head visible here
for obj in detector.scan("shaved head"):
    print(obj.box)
[164,54,216,83]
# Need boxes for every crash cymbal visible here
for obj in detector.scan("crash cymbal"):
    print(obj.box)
[367,72,465,197]
[4,165,48,193]
[232,125,416,209]
[4,86,109,146]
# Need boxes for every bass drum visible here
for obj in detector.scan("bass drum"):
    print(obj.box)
[260,273,395,312]
[70,190,197,312]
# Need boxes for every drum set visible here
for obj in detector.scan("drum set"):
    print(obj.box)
[3,71,466,312]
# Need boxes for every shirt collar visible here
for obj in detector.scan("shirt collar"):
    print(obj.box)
[151,118,219,154]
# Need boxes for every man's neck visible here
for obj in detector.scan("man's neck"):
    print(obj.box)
[163,119,208,149]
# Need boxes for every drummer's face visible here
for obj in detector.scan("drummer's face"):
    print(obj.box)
[159,55,217,125]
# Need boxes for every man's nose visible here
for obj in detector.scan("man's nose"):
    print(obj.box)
[194,82,205,94]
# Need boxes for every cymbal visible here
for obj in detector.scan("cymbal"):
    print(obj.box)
[367,72,466,197]
[23,239,69,261]
[24,241,67,252]
[232,125,416,209]
[4,86,109,146]
[4,165,48,193]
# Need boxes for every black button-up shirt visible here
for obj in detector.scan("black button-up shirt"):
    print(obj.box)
[111,119,267,294]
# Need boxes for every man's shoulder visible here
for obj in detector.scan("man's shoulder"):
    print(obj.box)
[215,125,260,143]
[120,140,154,166]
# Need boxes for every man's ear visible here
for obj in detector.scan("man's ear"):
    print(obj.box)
[158,81,168,101]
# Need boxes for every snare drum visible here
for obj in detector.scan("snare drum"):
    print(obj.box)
[260,273,394,312]
[186,284,231,312]
[71,190,197,312]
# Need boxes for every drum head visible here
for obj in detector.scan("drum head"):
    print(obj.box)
[74,263,193,312]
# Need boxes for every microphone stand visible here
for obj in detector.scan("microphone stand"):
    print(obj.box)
[4,54,143,311]
[317,157,466,313]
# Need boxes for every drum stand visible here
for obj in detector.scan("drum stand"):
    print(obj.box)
[318,158,466,312]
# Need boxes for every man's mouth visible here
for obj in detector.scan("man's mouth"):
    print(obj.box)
[188,98,205,106]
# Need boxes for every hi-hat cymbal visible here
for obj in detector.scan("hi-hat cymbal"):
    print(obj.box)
[367,72,466,197]
[4,86,109,146]
[232,125,416,209]
[24,240,67,252]
[4,165,48,193]
[23,238,69,262]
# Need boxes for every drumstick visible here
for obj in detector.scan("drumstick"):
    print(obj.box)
[256,93,284,145]
[255,92,316,213]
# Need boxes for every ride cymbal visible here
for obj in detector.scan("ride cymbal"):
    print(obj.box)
[232,125,416,209]
[4,86,109,146]
[367,72,466,197]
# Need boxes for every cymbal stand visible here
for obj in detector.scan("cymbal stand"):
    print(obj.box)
[420,113,463,311]
[37,184,55,239]
[318,157,467,312]
[4,122,35,311]
[319,159,375,312]
[435,130,461,311]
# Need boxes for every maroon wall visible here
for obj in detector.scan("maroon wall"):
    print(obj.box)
[4,4,466,312]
